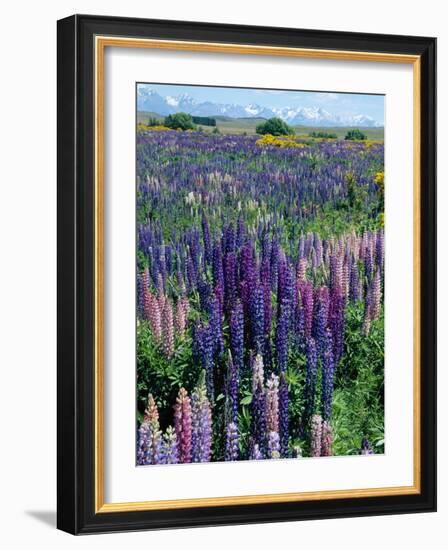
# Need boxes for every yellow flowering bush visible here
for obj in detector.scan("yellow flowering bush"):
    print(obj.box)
[137,123,171,132]
[255,134,305,148]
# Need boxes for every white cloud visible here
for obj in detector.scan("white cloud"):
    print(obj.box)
[314,92,340,101]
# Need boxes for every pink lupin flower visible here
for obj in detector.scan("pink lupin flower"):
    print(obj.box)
[158,293,168,313]
[181,296,190,320]
[362,315,371,336]
[296,257,308,285]
[252,353,265,392]
[161,299,174,358]
[370,269,382,321]
[175,298,186,337]
[310,414,323,457]
[342,262,350,298]
[321,420,334,456]
[174,387,192,463]
[147,293,162,342]
[142,266,150,292]
[265,373,279,434]
[144,393,159,423]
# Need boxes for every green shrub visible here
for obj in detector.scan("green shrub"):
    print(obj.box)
[256,117,294,136]
[345,128,367,141]
[164,112,196,131]
[309,131,337,139]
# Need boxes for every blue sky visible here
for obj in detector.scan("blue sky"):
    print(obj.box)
[140,83,384,124]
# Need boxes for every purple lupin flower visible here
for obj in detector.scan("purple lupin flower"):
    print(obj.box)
[210,294,224,356]
[212,239,224,290]
[261,258,271,292]
[161,426,179,464]
[267,431,280,459]
[313,287,330,357]
[265,373,279,434]
[275,309,287,372]
[282,262,295,329]
[279,372,289,457]
[190,227,201,273]
[224,422,239,461]
[174,387,192,463]
[198,323,215,400]
[304,337,318,425]
[230,301,244,372]
[197,277,212,313]
[329,287,346,363]
[249,442,263,460]
[226,350,239,424]
[144,419,163,465]
[349,261,361,303]
[270,237,279,294]
[262,270,272,368]
[224,224,236,255]
[161,298,174,358]
[236,215,245,249]
[250,284,265,353]
[137,271,145,319]
[240,241,256,311]
[310,414,323,457]
[321,420,333,457]
[201,214,212,266]
[360,437,375,455]
[186,255,197,291]
[375,229,384,273]
[224,252,237,315]
[137,421,150,465]
[191,373,212,463]
[321,330,335,421]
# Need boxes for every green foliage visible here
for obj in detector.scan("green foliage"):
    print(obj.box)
[192,115,216,127]
[345,128,367,141]
[164,112,196,131]
[137,322,201,429]
[147,116,161,127]
[331,304,385,455]
[256,117,295,136]
[309,131,337,139]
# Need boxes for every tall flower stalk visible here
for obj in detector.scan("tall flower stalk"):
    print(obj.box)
[174,388,192,463]
[191,372,212,463]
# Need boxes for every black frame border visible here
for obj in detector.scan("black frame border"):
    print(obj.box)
[57,14,436,535]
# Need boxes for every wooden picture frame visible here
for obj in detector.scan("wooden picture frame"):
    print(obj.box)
[57,14,436,534]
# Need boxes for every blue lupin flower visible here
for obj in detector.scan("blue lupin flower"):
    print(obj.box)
[224,422,239,461]
[230,301,244,372]
[304,337,318,425]
[321,330,335,420]
[279,372,289,457]
[250,284,265,354]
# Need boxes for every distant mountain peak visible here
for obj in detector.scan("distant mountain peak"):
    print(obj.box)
[137,87,382,127]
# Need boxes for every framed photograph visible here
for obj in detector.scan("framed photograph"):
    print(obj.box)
[57,14,436,534]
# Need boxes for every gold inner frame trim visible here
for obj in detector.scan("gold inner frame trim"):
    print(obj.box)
[94,35,421,514]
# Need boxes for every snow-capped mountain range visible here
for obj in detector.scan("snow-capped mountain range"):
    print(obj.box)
[137,87,382,128]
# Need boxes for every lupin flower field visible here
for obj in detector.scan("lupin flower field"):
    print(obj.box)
[136,86,385,466]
